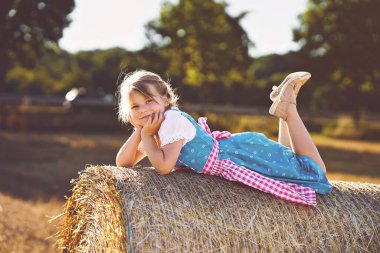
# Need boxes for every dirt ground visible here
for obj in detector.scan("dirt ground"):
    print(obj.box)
[0,130,379,252]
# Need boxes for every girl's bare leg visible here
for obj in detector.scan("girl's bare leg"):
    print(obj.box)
[285,104,327,173]
[278,118,293,149]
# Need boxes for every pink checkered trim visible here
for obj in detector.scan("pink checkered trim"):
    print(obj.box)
[198,117,212,134]
[212,159,316,206]
[202,139,219,174]
[198,117,220,174]
[197,117,317,206]
[198,117,231,139]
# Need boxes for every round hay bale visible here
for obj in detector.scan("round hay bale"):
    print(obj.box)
[57,165,380,252]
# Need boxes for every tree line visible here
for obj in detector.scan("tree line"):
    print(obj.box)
[1,0,379,115]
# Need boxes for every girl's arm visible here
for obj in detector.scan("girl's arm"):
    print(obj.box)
[116,128,146,167]
[141,111,183,175]
[142,134,184,175]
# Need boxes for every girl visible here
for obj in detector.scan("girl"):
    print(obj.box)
[116,70,333,206]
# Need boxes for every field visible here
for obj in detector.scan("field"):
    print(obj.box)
[1,127,380,252]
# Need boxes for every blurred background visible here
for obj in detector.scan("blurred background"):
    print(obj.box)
[1,0,380,252]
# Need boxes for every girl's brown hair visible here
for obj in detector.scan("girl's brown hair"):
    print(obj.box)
[117,70,179,124]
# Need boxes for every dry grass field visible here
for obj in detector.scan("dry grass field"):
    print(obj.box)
[0,129,379,252]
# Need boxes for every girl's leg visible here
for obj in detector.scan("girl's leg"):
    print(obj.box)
[270,74,326,173]
[278,118,293,149]
[285,104,327,173]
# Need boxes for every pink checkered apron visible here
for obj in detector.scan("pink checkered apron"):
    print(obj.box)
[198,117,317,206]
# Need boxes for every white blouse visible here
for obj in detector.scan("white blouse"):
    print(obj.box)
[137,109,196,154]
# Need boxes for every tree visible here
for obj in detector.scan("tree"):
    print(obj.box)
[145,0,253,103]
[0,0,75,91]
[294,0,380,118]
[68,48,138,93]
[247,52,302,107]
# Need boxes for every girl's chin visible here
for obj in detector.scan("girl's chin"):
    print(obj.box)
[136,118,148,125]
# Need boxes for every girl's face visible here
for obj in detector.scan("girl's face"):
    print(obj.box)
[128,85,167,127]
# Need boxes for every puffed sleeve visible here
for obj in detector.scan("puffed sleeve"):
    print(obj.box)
[158,110,196,147]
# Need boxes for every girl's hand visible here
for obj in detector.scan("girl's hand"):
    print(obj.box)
[141,112,165,136]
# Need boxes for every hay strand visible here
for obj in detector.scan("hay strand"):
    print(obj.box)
[57,165,380,252]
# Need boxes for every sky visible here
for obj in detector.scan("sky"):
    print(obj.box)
[59,0,308,57]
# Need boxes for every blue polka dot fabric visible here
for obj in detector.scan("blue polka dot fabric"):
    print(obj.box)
[173,108,333,195]
[218,132,333,194]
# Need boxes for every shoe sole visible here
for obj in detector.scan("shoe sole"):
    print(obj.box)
[294,72,311,96]
[269,99,280,116]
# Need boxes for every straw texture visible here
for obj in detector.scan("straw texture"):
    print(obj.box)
[57,165,380,253]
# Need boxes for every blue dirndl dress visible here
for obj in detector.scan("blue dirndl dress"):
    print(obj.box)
[172,108,333,195]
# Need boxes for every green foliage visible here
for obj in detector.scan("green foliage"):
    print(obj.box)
[294,0,380,115]
[188,112,279,137]
[323,117,363,139]
[249,53,298,80]
[246,52,306,107]
[3,0,380,114]
[4,49,74,95]
[322,116,380,140]
[69,48,140,93]
[145,0,253,102]
[6,66,60,95]
[0,0,75,90]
